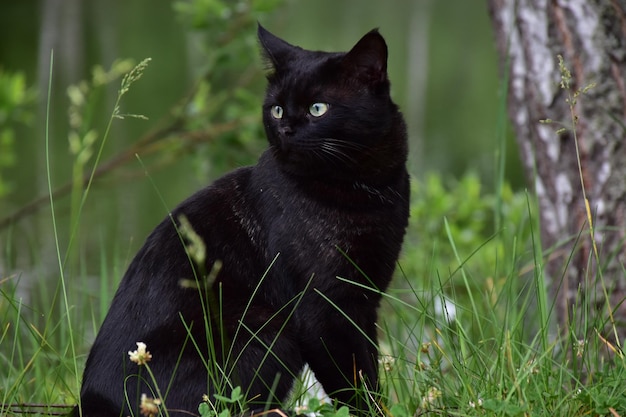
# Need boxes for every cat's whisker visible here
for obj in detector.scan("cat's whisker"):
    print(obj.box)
[325,139,362,162]
[310,147,337,166]
[322,138,368,152]
[318,141,357,165]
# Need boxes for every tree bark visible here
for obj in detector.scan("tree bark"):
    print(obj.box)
[487,0,626,348]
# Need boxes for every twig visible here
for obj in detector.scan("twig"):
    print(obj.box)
[1,403,74,416]
[0,120,177,231]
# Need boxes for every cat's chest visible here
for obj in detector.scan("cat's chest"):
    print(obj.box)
[250,155,403,285]
[262,187,379,266]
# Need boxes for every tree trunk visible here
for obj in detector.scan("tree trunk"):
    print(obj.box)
[487,0,626,349]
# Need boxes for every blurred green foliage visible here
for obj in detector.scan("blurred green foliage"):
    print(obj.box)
[168,0,279,176]
[0,0,524,245]
[400,173,534,298]
[0,69,35,198]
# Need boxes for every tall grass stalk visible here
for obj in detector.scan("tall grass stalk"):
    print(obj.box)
[44,49,81,401]
[443,217,485,340]
[59,58,151,416]
[64,59,150,272]
[526,191,550,354]
[557,55,621,352]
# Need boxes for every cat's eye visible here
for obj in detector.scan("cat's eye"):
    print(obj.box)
[270,105,283,119]
[309,103,329,117]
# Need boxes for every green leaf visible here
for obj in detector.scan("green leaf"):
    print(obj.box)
[333,406,350,417]
[212,393,230,402]
[389,404,409,417]
[198,402,213,417]
[230,386,243,401]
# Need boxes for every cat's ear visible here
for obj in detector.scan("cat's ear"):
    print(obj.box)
[342,29,388,86]
[257,24,297,73]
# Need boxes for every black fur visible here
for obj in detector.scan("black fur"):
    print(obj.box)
[76,25,409,416]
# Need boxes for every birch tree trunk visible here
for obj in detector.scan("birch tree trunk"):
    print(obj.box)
[487,0,626,348]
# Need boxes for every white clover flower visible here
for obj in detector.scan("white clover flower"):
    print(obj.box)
[128,342,152,365]
[574,339,585,358]
[294,404,308,415]
[379,355,395,372]
[469,398,483,408]
[420,386,442,409]
[139,393,161,417]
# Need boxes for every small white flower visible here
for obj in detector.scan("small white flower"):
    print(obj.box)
[379,355,395,372]
[420,386,442,409]
[128,342,152,365]
[469,398,483,408]
[139,393,161,417]
[574,339,585,358]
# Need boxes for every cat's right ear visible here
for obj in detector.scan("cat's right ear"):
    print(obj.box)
[342,29,389,87]
[257,24,297,74]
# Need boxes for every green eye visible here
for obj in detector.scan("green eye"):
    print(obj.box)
[309,103,329,117]
[271,105,283,119]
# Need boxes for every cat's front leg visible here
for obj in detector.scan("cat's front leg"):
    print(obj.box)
[298,296,381,415]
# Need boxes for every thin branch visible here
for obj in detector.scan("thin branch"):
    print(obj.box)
[0,115,248,231]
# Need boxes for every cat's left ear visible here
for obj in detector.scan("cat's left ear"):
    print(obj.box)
[257,24,298,73]
[342,29,388,86]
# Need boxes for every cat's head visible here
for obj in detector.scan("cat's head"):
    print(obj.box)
[258,25,407,182]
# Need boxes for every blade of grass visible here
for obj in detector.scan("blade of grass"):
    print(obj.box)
[443,217,484,339]
[44,49,81,400]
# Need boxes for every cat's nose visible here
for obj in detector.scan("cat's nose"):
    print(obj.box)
[278,125,294,136]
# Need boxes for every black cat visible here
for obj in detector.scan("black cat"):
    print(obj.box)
[76,25,409,417]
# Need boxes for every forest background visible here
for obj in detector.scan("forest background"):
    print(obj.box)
[0,0,520,255]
